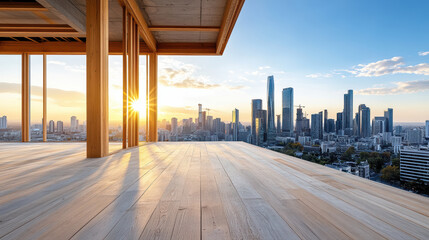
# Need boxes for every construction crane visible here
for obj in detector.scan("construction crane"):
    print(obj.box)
[294,104,305,109]
[204,108,211,116]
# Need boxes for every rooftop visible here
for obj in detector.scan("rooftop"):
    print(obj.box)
[1,142,428,239]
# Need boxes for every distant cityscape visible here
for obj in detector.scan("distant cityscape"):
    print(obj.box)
[1,74,428,194]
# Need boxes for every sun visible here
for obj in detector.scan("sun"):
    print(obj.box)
[130,98,145,114]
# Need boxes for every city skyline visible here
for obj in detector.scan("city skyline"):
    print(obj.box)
[1,1,429,124]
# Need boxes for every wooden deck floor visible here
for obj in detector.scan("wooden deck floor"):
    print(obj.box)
[0,142,428,240]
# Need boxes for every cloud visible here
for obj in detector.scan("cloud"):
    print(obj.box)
[48,60,66,66]
[158,58,242,90]
[0,82,85,107]
[357,80,429,95]
[306,73,333,78]
[258,66,271,70]
[351,56,429,77]
[418,51,429,56]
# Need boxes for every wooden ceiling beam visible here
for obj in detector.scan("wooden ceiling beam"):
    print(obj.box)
[216,0,245,55]
[119,0,157,52]
[0,41,218,55]
[0,2,47,11]
[36,0,86,33]
[0,24,74,30]
[148,26,220,32]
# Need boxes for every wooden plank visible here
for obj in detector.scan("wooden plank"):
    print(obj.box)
[200,144,231,240]
[86,0,109,158]
[216,0,245,54]
[0,2,46,11]
[118,0,157,52]
[36,0,86,33]
[149,26,220,32]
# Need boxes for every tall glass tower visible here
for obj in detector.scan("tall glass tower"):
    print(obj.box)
[343,90,353,134]
[267,76,275,131]
[384,108,393,132]
[282,87,293,134]
[251,99,262,144]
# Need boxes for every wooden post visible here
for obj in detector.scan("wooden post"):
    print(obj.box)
[148,52,157,142]
[122,7,127,149]
[42,54,47,142]
[127,16,134,147]
[145,54,148,141]
[135,24,139,145]
[86,0,109,158]
[21,53,30,142]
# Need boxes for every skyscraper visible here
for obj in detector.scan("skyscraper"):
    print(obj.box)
[343,90,353,134]
[256,109,267,143]
[295,107,304,136]
[57,121,64,133]
[171,117,178,135]
[282,87,293,134]
[198,104,203,129]
[266,76,276,144]
[276,115,281,133]
[48,120,55,133]
[360,106,371,138]
[336,112,343,134]
[0,115,7,129]
[384,108,393,133]
[319,111,323,139]
[232,109,239,141]
[372,117,385,135]
[251,99,262,144]
[71,116,78,132]
[425,120,429,139]
[311,113,322,140]
[323,109,328,133]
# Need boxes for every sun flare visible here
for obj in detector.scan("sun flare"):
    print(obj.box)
[131,98,145,114]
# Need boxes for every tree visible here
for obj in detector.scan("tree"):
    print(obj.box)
[381,152,391,162]
[343,146,356,161]
[391,157,400,167]
[381,166,400,181]
[368,157,384,172]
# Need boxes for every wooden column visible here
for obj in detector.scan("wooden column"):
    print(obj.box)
[145,55,148,141]
[127,16,134,147]
[148,52,157,142]
[21,53,30,142]
[134,24,139,145]
[86,0,109,158]
[122,7,128,149]
[42,54,47,142]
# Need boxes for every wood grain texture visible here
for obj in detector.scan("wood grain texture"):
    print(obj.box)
[0,142,428,240]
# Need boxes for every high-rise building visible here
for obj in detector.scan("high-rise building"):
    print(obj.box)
[323,109,328,133]
[232,109,239,141]
[201,111,207,130]
[426,120,429,139]
[319,111,323,138]
[372,117,385,135]
[267,76,275,131]
[336,112,343,134]
[256,109,267,142]
[384,108,393,133]
[311,113,322,140]
[251,99,262,144]
[57,121,64,133]
[400,147,429,183]
[282,88,293,133]
[207,116,213,132]
[71,116,78,132]
[198,104,203,129]
[359,106,371,138]
[295,107,304,136]
[0,115,7,129]
[407,129,422,145]
[171,117,178,135]
[48,120,55,133]
[327,119,335,133]
[276,115,281,134]
[343,90,353,134]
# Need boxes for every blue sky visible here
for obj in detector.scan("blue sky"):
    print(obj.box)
[1,0,428,124]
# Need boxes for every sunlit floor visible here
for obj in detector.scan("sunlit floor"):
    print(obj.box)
[0,142,428,240]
